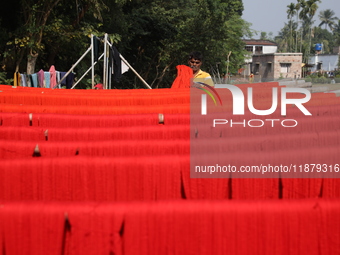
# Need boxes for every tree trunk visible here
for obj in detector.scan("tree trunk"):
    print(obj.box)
[15,49,25,73]
[27,52,39,75]
[72,5,90,27]
[24,0,62,75]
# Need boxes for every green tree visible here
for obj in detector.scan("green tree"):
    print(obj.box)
[318,9,339,31]
[3,0,109,75]
[334,20,340,45]
[287,3,297,52]
[298,0,320,63]
[299,0,319,21]
[101,0,248,88]
[276,21,298,52]
[294,0,303,52]
[1,0,249,89]
[311,27,334,54]
[260,32,274,41]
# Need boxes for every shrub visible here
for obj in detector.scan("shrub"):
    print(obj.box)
[0,72,13,85]
[316,76,329,84]
[305,77,312,83]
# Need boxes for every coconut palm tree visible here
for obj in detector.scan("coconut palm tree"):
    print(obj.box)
[287,3,297,52]
[295,0,304,52]
[318,9,339,31]
[334,20,340,33]
[287,3,297,19]
[298,0,320,63]
[297,0,308,54]
[299,0,320,21]
[334,20,340,45]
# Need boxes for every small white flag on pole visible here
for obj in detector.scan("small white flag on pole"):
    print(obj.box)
[122,60,129,74]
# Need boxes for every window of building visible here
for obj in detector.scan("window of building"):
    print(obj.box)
[317,62,322,70]
[255,46,263,54]
[267,62,272,72]
[280,63,291,73]
[245,46,253,53]
[253,63,260,74]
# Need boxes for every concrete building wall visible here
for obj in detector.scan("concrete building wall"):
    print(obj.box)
[252,53,302,81]
[252,54,275,80]
[333,47,340,54]
[309,54,339,72]
[263,46,277,54]
[242,40,278,77]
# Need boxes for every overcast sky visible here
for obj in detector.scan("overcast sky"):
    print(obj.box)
[242,0,340,39]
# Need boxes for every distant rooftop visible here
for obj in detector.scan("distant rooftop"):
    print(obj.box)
[243,39,277,46]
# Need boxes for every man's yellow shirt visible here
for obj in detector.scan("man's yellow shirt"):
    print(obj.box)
[193,69,214,87]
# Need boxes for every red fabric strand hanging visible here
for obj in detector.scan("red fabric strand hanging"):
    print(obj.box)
[171,65,193,89]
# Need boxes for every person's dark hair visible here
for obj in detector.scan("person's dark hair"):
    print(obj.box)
[188,51,203,61]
